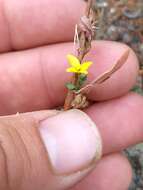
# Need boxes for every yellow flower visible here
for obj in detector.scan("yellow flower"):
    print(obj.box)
[66,54,93,75]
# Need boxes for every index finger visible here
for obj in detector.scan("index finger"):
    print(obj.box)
[0,0,85,52]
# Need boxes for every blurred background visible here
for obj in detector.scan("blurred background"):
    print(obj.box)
[84,0,143,189]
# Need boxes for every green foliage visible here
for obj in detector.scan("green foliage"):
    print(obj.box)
[79,74,87,81]
[132,85,143,96]
[66,83,76,90]
[76,74,87,90]
[66,74,87,91]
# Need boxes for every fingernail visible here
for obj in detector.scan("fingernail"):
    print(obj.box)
[39,109,102,175]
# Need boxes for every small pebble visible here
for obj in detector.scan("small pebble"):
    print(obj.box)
[122,32,132,43]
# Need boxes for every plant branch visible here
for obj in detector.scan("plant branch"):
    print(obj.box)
[63,0,93,111]
[86,0,93,17]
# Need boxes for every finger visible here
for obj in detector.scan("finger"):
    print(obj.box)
[86,92,143,155]
[0,0,85,52]
[0,109,102,190]
[0,41,138,115]
[71,153,132,190]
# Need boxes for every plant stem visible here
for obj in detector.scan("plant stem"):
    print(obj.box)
[63,0,93,111]
[86,0,93,17]
[63,74,78,110]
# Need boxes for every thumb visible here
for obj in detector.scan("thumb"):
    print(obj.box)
[0,109,102,190]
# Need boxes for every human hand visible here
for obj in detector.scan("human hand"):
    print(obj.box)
[0,0,142,190]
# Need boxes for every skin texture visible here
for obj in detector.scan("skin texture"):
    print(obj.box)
[0,41,138,115]
[0,0,142,189]
[0,0,84,51]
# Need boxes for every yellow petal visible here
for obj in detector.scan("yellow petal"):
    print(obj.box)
[66,67,78,73]
[80,61,93,71]
[67,54,81,69]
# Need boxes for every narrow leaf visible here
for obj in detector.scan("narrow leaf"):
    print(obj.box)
[66,83,76,90]
[79,74,87,81]
[77,49,130,94]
